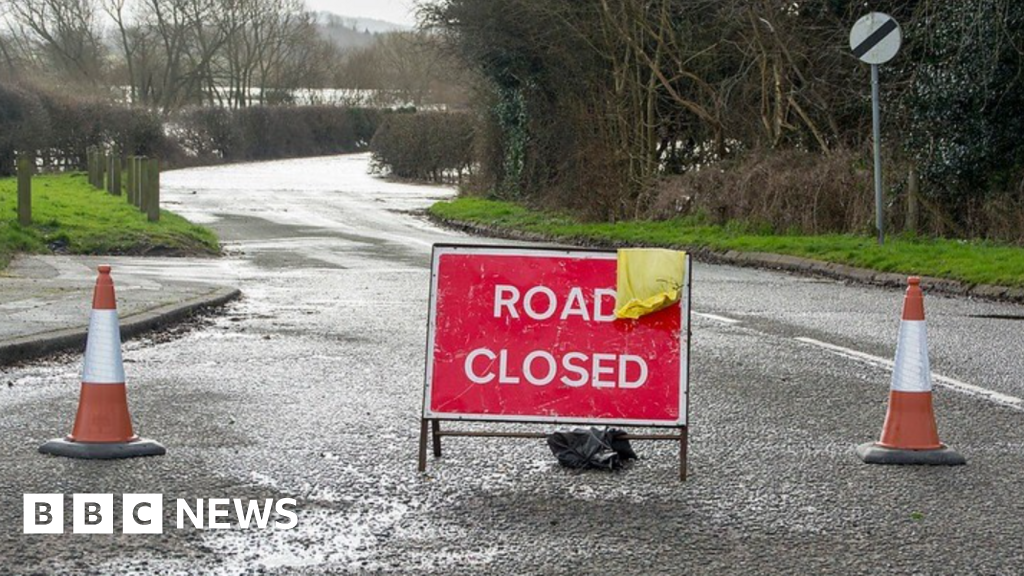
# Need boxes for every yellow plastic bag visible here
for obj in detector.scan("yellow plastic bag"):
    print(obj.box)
[614,248,687,320]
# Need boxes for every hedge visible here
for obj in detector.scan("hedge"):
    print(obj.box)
[370,112,475,183]
[0,83,384,175]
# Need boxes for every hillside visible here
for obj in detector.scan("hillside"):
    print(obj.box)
[314,13,410,52]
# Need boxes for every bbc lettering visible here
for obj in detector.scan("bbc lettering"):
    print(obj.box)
[24,494,297,534]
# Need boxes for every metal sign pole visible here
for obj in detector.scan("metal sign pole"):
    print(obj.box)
[871,63,884,245]
[851,12,900,245]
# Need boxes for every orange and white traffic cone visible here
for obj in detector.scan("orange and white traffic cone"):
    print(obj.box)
[857,277,964,465]
[39,265,165,459]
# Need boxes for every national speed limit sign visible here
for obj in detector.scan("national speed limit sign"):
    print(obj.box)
[850,12,901,65]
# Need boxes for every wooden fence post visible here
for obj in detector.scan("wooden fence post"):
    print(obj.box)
[126,156,135,203]
[90,147,102,189]
[136,156,147,211]
[17,154,32,226]
[147,158,160,222]
[133,156,141,206]
[86,147,94,187]
[97,149,106,190]
[130,156,137,207]
[110,153,122,196]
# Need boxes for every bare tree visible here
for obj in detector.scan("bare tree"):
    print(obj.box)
[3,0,357,108]
[338,30,470,107]
[6,0,106,83]
[104,0,136,100]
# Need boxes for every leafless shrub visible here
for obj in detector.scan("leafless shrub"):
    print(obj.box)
[648,149,873,234]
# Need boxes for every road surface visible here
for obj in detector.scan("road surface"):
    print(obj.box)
[2,154,1023,575]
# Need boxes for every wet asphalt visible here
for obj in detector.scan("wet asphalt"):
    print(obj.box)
[2,154,1024,575]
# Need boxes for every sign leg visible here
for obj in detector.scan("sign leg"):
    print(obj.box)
[679,427,689,482]
[431,419,443,457]
[418,419,429,472]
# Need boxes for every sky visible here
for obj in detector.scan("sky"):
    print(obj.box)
[304,0,418,27]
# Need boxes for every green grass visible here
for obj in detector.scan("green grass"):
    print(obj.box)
[0,172,218,270]
[430,197,1024,288]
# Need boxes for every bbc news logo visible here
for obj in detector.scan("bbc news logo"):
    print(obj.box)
[24,494,298,534]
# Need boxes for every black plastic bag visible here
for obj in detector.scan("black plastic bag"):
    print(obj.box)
[546,428,637,470]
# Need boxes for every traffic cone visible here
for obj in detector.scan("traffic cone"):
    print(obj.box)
[39,265,165,459]
[857,277,964,465]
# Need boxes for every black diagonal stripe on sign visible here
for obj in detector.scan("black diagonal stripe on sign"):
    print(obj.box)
[853,18,898,58]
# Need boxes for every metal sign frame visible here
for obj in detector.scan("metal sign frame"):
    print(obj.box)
[417,244,693,480]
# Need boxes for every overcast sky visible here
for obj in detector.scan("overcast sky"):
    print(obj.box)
[0,0,422,33]
[304,0,418,27]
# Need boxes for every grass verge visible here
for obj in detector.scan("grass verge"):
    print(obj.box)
[430,197,1024,288]
[1,172,218,270]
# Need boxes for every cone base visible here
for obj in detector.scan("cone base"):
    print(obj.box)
[39,437,165,459]
[856,442,965,466]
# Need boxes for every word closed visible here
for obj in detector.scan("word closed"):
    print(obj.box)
[425,246,690,426]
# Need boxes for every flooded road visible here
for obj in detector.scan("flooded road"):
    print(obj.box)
[2,153,1024,575]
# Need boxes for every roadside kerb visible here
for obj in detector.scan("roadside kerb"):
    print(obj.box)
[429,215,1024,305]
[0,286,241,366]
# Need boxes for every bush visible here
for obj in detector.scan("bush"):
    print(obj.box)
[169,107,242,162]
[646,148,1024,242]
[370,112,475,183]
[0,84,50,176]
[26,93,171,170]
[648,149,874,235]
[900,1,1024,203]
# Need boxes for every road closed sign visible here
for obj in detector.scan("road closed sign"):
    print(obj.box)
[422,245,691,427]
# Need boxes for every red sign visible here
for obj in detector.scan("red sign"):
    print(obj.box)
[423,246,690,426]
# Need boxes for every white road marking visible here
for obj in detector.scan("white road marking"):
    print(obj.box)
[795,337,1024,412]
[694,312,741,325]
